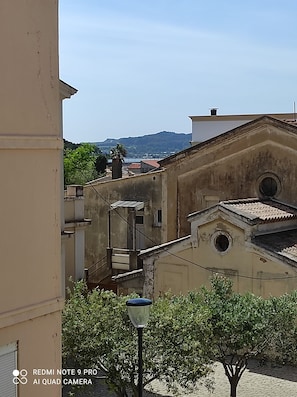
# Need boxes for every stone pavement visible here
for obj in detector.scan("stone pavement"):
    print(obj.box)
[62,361,297,397]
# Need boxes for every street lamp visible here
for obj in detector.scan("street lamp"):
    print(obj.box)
[126,298,152,397]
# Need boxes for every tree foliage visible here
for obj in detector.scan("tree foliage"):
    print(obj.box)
[200,275,297,397]
[263,291,297,366]
[110,143,127,161]
[110,144,127,179]
[62,282,212,397]
[64,143,107,186]
[147,292,213,394]
[62,277,297,397]
[95,153,108,175]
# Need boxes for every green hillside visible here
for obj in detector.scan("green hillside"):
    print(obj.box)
[94,131,191,158]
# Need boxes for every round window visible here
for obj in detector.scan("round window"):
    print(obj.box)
[214,234,230,252]
[258,174,280,198]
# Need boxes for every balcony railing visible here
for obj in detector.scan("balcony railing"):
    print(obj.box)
[107,248,140,272]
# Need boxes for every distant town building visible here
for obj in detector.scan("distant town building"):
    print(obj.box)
[127,159,161,175]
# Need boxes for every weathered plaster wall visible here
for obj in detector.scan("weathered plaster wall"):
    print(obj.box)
[151,219,297,299]
[164,123,297,240]
[84,171,164,272]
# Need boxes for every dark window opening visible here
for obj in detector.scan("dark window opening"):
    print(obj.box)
[259,176,278,197]
[136,215,144,225]
[157,209,162,224]
[215,234,229,252]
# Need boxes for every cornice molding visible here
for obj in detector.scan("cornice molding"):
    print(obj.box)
[0,135,63,149]
[0,298,64,329]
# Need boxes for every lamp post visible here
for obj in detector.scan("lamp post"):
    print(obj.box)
[126,298,152,397]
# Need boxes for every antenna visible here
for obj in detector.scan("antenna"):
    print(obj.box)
[294,101,296,121]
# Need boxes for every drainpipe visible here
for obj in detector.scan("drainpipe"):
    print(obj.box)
[132,208,136,251]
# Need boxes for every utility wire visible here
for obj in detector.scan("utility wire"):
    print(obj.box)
[88,182,297,282]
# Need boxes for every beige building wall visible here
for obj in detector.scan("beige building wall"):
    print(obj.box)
[84,171,164,281]
[64,186,91,292]
[0,2,63,396]
[147,219,297,300]
[161,118,297,242]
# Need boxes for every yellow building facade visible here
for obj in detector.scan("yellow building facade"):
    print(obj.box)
[129,116,297,298]
[87,116,297,298]
[160,116,297,242]
[141,199,297,299]
[0,2,63,396]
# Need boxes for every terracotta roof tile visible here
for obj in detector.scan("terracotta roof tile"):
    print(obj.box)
[222,199,297,222]
[141,160,160,168]
[255,230,297,261]
[128,163,141,169]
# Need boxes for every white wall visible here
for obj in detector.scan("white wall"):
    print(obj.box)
[192,119,252,143]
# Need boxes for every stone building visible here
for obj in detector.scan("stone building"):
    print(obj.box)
[139,116,297,298]
[84,170,164,289]
[102,115,297,297]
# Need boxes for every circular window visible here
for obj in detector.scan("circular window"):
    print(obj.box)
[212,231,232,254]
[214,234,230,252]
[258,174,281,198]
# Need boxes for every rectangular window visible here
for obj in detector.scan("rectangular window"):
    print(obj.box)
[153,209,162,227]
[136,215,144,225]
[0,342,17,397]
[204,195,219,208]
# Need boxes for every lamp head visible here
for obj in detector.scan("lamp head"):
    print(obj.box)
[126,298,152,328]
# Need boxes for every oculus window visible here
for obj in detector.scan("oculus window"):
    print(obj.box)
[258,173,281,198]
[212,231,232,254]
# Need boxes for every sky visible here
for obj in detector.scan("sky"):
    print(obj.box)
[59,0,297,143]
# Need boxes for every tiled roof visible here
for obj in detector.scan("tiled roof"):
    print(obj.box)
[128,162,141,169]
[141,159,160,168]
[255,230,297,262]
[221,199,297,223]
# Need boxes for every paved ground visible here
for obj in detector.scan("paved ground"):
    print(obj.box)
[148,361,297,397]
[63,361,297,397]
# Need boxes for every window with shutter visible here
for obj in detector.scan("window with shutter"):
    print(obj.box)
[0,342,17,397]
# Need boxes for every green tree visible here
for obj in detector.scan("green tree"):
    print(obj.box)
[264,291,297,366]
[147,292,213,395]
[64,143,100,186]
[63,278,297,397]
[63,139,80,151]
[110,143,127,179]
[201,275,295,397]
[95,152,108,174]
[62,282,212,397]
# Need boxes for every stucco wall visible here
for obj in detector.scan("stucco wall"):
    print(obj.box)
[192,119,251,142]
[0,2,62,396]
[164,122,297,240]
[191,113,295,143]
[152,219,297,299]
[0,310,62,395]
[84,171,164,273]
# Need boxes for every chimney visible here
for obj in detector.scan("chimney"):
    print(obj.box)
[210,108,218,116]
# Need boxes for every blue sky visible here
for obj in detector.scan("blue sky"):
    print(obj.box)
[59,0,297,143]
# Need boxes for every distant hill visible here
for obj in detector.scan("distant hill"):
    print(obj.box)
[64,139,80,151]
[94,131,191,158]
